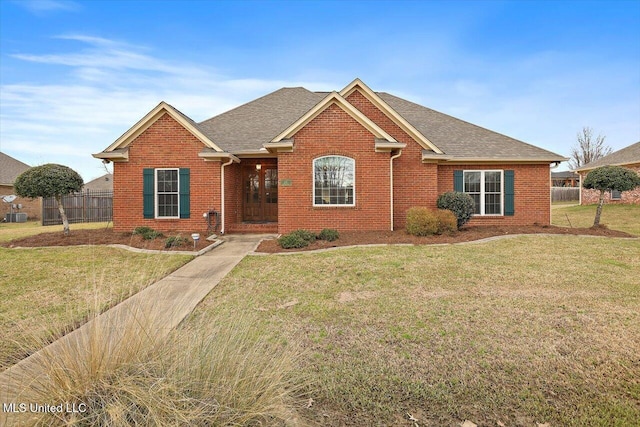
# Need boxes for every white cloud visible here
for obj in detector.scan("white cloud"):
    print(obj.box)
[12,0,79,14]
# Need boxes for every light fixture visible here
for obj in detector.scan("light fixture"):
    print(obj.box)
[256,164,262,171]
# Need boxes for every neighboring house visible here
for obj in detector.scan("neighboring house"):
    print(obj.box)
[93,78,567,234]
[574,141,640,205]
[0,152,41,220]
[551,171,580,187]
[83,173,114,191]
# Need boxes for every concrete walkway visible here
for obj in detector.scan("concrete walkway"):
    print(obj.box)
[0,234,274,423]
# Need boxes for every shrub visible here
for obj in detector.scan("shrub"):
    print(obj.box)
[133,226,164,240]
[278,233,310,249]
[406,207,439,236]
[165,236,189,248]
[434,209,458,234]
[318,228,340,242]
[436,191,475,229]
[290,229,316,243]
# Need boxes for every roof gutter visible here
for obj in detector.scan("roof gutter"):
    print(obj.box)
[390,149,403,231]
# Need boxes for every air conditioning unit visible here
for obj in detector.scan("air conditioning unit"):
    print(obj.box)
[5,213,27,223]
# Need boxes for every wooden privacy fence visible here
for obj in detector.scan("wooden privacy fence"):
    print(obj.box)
[551,187,580,202]
[42,190,113,226]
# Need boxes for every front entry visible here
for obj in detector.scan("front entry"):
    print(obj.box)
[242,160,278,222]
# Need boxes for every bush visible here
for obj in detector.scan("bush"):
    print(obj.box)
[318,228,340,242]
[165,236,189,248]
[133,226,164,240]
[436,191,475,229]
[290,229,317,243]
[434,209,458,234]
[406,207,439,236]
[278,233,310,249]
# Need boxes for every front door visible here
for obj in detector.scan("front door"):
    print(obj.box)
[243,161,277,222]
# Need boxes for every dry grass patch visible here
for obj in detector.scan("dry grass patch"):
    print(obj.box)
[0,246,192,369]
[3,306,308,426]
[0,221,111,243]
[197,235,640,426]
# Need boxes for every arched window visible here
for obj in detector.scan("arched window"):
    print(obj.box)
[313,156,355,206]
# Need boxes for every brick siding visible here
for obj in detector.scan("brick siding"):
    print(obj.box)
[112,113,220,233]
[0,185,41,220]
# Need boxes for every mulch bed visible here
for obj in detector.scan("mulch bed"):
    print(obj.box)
[1,229,212,252]
[255,225,635,253]
[1,225,634,253]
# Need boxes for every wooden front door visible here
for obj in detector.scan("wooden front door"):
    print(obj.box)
[243,162,277,222]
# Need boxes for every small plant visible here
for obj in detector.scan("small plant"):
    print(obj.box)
[406,207,439,236]
[318,228,340,242]
[278,233,310,249]
[165,235,189,248]
[133,226,164,240]
[436,191,475,229]
[290,229,317,243]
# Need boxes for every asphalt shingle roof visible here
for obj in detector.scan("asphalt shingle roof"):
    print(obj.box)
[198,87,324,152]
[192,86,565,161]
[0,152,31,186]
[575,141,640,171]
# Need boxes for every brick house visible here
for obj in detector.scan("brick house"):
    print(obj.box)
[93,79,566,235]
[575,141,640,205]
[0,152,41,220]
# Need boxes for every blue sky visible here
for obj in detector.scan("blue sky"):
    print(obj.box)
[1,0,639,181]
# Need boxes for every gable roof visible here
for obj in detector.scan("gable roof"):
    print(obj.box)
[0,152,31,186]
[95,102,224,159]
[96,79,568,163]
[574,141,640,172]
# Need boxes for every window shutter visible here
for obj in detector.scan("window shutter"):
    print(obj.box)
[143,169,154,219]
[454,170,463,192]
[179,168,190,218]
[504,170,515,216]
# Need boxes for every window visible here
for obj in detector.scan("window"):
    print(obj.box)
[313,156,355,206]
[611,189,622,200]
[156,169,179,217]
[463,170,503,215]
[143,168,190,219]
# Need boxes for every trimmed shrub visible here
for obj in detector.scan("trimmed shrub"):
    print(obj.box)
[278,233,310,249]
[165,236,189,248]
[290,229,316,243]
[133,226,164,240]
[436,191,475,229]
[434,209,458,234]
[318,228,340,242]
[406,207,439,236]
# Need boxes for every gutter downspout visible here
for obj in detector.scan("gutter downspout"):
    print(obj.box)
[390,150,403,231]
[220,158,234,234]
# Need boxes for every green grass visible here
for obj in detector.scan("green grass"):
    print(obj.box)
[195,235,640,426]
[0,220,111,242]
[0,246,192,369]
[552,203,640,235]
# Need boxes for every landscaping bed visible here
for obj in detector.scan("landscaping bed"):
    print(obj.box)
[1,224,633,252]
[256,224,634,253]
[0,228,213,251]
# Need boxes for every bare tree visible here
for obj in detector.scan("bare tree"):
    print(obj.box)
[569,126,612,170]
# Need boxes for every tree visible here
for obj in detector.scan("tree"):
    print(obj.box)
[582,166,640,226]
[569,127,612,170]
[14,164,84,235]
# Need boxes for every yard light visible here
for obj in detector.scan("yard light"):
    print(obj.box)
[191,233,200,249]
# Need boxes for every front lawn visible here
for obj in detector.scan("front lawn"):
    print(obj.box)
[552,203,640,236]
[0,221,111,242]
[0,246,192,369]
[194,235,640,426]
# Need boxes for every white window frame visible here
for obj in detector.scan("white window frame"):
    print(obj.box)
[313,155,356,207]
[463,170,504,216]
[155,168,180,219]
